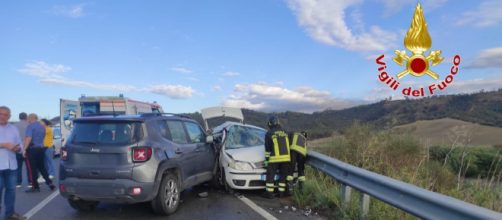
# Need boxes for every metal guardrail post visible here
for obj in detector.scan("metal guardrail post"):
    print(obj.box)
[340,184,351,209]
[360,193,370,219]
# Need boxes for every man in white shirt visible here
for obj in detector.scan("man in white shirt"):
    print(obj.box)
[0,106,27,220]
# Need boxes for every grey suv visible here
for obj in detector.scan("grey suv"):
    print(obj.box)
[59,113,215,215]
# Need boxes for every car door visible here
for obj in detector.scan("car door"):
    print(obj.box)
[164,120,198,187]
[183,121,215,180]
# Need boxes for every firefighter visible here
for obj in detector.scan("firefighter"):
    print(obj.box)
[263,116,291,199]
[287,131,308,192]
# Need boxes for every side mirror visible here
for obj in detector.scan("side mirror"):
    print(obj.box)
[206,135,214,144]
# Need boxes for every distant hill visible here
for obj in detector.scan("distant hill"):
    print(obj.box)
[186,89,502,139]
[392,118,502,146]
[51,89,502,140]
[304,89,502,137]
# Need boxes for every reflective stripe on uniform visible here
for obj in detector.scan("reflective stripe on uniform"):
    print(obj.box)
[266,183,275,192]
[286,175,294,181]
[290,133,307,156]
[269,131,291,163]
[268,154,290,163]
[298,176,306,181]
[278,182,286,191]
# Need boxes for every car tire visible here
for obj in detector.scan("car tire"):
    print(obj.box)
[68,199,99,212]
[151,173,181,216]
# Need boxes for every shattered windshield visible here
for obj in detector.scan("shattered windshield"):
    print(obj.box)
[225,125,266,149]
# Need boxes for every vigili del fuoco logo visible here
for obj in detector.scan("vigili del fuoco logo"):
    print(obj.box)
[375,3,461,97]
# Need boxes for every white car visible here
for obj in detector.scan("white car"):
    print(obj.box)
[201,107,268,190]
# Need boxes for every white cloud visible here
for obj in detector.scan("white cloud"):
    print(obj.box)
[287,0,397,52]
[366,75,502,101]
[19,61,195,100]
[456,0,502,27]
[146,84,195,99]
[222,83,360,113]
[223,71,240,77]
[447,76,502,94]
[224,97,266,110]
[171,67,193,74]
[468,47,502,68]
[52,4,86,18]
[18,61,71,78]
[40,78,138,92]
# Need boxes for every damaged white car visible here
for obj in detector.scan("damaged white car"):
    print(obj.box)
[202,107,268,190]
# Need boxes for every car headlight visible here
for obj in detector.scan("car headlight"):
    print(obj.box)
[229,160,253,171]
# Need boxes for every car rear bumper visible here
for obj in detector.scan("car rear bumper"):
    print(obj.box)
[225,168,266,190]
[59,178,156,203]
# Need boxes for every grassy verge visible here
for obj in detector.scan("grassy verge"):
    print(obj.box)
[291,123,502,219]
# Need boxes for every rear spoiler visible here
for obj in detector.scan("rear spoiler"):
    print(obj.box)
[201,107,244,131]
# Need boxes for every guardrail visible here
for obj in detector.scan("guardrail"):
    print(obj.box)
[306,150,502,220]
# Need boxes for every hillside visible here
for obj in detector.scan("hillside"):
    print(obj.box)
[185,90,502,139]
[392,118,502,146]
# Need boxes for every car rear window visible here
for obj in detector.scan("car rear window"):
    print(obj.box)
[69,121,143,145]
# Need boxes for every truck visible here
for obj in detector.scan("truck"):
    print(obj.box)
[60,95,163,145]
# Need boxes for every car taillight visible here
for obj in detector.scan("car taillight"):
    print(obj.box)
[61,147,68,161]
[132,147,152,162]
[129,187,142,195]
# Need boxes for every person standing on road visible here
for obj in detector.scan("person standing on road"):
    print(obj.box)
[263,116,291,199]
[23,114,55,193]
[287,131,308,192]
[0,106,27,220]
[40,119,55,178]
[13,112,29,187]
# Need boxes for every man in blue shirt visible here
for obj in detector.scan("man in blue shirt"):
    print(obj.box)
[23,113,55,193]
[0,106,27,220]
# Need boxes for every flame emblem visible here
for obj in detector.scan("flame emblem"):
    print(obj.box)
[393,3,443,79]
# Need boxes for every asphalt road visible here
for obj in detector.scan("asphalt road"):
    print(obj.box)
[1,158,326,220]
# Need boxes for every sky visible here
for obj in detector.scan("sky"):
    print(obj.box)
[1,0,502,119]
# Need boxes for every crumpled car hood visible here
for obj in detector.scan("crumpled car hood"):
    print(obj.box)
[225,145,265,163]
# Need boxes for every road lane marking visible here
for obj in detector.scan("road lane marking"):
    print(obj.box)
[236,195,278,220]
[24,190,59,219]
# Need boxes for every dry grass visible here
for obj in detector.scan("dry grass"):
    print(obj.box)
[392,118,502,146]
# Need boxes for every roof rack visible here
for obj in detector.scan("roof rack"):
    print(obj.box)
[140,112,193,119]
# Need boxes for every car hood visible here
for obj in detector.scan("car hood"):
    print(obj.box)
[225,145,265,163]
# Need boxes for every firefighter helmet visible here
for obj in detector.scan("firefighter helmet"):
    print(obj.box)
[267,116,280,128]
